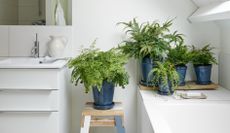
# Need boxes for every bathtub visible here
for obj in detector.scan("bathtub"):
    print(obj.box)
[138,87,230,133]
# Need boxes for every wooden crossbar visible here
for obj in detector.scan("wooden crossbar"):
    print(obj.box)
[80,102,125,133]
[90,118,115,127]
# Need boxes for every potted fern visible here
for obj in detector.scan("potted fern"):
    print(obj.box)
[118,19,183,86]
[167,43,191,86]
[68,45,129,110]
[191,45,217,85]
[150,61,179,95]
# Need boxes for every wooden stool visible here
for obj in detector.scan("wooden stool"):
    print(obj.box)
[80,102,125,133]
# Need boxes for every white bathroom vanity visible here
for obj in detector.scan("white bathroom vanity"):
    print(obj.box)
[0,57,71,133]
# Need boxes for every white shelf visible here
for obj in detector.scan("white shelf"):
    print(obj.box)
[189,1,230,22]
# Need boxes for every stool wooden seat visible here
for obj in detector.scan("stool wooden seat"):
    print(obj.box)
[80,102,125,133]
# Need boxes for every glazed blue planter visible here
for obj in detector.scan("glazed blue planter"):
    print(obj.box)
[194,64,212,85]
[141,56,156,86]
[158,80,174,95]
[92,81,115,110]
[176,65,187,86]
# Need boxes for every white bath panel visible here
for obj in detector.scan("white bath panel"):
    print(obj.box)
[219,53,230,89]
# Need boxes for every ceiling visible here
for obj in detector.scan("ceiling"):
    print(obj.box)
[192,0,230,7]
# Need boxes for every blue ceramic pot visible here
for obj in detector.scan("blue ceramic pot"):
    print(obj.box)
[158,80,174,95]
[93,81,115,110]
[141,56,156,86]
[176,65,187,86]
[194,64,212,85]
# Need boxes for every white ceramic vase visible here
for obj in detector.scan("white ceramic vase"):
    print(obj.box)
[47,36,67,58]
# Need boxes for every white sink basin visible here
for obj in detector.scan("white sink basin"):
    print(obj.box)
[0,57,68,69]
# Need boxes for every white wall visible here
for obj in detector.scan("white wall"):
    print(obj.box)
[0,26,72,57]
[72,0,220,133]
[218,20,230,89]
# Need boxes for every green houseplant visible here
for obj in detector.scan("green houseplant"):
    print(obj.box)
[68,45,129,110]
[150,61,179,95]
[167,43,191,86]
[191,44,217,85]
[118,18,183,86]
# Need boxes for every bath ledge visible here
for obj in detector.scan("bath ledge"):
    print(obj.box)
[138,86,230,133]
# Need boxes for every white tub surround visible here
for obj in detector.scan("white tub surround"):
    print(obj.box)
[138,87,230,133]
[0,60,70,133]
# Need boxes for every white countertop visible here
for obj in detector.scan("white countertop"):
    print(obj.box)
[0,57,68,69]
[139,87,230,133]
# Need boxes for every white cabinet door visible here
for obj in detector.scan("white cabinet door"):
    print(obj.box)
[0,112,59,133]
[0,69,59,89]
[0,90,59,110]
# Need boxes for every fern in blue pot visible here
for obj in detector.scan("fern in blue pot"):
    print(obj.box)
[167,43,191,86]
[150,61,179,95]
[191,45,217,85]
[68,45,129,110]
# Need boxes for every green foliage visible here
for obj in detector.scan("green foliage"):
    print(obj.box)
[68,45,129,93]
[118,18,183,60]
[150,61,179,89]
[191,44,217,65]
[167,43,192,66]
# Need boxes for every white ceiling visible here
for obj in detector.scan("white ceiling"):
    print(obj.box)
[192,0,230,7]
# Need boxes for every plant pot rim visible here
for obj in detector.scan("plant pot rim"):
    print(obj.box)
[175,64,187,67]
[141,56,162,61]
[141,56,157,60]
[194,64,212,67]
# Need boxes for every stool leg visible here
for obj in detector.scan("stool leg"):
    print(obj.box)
[80,115,91,133]
[115,116,125,133]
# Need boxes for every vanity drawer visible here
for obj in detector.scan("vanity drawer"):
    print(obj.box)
[0,69,60,89]
[0,112,59,133]
[0,90,59,110]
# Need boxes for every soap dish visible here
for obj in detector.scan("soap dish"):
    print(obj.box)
[180,92,207,99]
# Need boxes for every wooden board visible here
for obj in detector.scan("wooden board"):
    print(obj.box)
[139,81,219,90]
[81,102,124,128]
[176,81,219,90]
[82,102,124,116]
[90,118,115,127]
[139,85,158,90]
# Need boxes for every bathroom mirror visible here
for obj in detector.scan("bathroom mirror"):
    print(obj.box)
[0,0,72,25]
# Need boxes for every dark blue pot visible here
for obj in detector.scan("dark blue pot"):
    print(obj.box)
[194,64,212,85]
[176,65,187,86]
[92,81,115,110]
[158,81,174,95]
[140,56,156,86]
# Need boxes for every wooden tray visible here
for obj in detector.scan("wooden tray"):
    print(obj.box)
[139,81,219,90]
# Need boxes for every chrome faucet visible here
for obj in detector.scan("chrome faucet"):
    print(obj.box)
[31,33,40,58]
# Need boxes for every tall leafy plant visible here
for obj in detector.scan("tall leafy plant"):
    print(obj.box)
[68,45,129,93]
[118,18,183,60]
